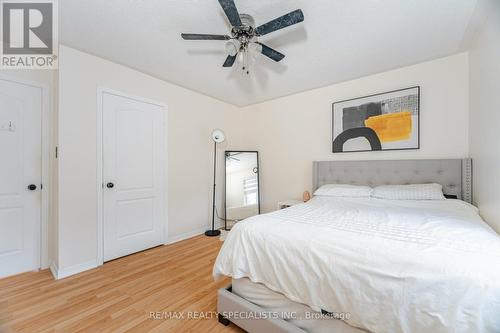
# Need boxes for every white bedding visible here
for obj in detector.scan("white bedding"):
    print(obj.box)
[214,196,500,333]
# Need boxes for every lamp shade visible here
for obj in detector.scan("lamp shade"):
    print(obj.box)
[211,129,226,143]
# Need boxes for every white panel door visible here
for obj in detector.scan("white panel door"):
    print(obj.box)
[103,93,165,262]
[0,79,42,278]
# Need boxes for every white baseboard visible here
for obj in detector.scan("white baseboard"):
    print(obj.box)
[49,226,218,280]
[166,227,208,244]
[50,260,98,280]
[49,261,58,279]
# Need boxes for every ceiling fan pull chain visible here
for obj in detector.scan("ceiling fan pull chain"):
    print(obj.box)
[243,49,250,75]
[242,48,247,73]
[246,51,251,75]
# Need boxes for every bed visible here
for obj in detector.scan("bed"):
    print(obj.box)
[214,159,500,333]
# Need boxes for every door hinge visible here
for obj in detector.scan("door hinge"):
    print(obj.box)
[55,146,59,158]
[41,184,43,190]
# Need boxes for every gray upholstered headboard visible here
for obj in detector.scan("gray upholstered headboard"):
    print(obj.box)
[313,159,473,203]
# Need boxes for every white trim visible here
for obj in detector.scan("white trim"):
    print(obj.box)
[96,88,168,266]
[50,260,98,280]
[40,80,50,269]
[97,88,167,109]
[49,261,58,279]
[0,74,51,271]
[167,227,206,244]
[96,89,103,265]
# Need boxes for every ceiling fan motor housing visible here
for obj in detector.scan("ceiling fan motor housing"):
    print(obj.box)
[231,13,257,47]
[239,13,255,28]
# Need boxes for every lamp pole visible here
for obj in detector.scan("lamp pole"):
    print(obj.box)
[206,131,224,237]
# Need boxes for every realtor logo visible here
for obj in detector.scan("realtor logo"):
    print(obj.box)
[1,0,58,69]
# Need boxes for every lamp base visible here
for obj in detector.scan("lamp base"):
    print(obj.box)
[205,229,221,237]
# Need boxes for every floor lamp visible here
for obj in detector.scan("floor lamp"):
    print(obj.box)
[205,129,225,237]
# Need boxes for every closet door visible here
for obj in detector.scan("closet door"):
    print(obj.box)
[102,92,165,261]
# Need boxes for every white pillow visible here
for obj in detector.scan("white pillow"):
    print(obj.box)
[314,184,373,198]
[372,183,445,200]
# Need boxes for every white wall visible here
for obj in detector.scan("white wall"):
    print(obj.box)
[469,0,500,233]
[57,46,238,271]
[237,53,470,213]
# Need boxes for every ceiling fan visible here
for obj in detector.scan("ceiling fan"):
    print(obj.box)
[226,152,242,162]
[181,0,304,74]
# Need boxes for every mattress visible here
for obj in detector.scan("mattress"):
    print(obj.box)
[214,196,500,333]
[232,277,367,333]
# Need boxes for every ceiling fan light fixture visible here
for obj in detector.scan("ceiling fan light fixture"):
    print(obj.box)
[248,42,263,56]
[225,39,240,56]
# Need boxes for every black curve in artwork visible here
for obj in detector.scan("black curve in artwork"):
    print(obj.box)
[333,127,382,152]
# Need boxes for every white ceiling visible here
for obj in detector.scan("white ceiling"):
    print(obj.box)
[60,0,478,106]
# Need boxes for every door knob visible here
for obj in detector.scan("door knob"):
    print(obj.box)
[106,182,115,189]
[27,184,37,191]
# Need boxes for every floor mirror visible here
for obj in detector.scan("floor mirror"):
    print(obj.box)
[224,151,260,230]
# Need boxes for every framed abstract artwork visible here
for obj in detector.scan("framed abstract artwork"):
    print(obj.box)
[332,86,420,153]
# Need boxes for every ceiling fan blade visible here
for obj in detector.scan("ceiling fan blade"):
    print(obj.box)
[218,0,242,27]
[223,54,237,67]
[181,33,229,40]
[255,9,304,36]
[255,42,285,62]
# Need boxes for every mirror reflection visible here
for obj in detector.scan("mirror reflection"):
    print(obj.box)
[225,151,260,229]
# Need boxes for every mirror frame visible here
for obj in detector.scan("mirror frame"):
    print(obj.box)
[224,150,261,231]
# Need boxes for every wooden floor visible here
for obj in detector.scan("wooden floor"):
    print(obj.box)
[0,235,244,333]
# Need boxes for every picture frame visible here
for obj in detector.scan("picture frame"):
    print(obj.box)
[332,86,420,153]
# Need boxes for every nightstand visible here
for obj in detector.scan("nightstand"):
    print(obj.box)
[277,199,303,210]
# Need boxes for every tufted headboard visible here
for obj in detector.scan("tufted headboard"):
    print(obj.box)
[313,159,473,203]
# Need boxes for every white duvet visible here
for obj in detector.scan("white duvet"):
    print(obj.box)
[214,197,500,333]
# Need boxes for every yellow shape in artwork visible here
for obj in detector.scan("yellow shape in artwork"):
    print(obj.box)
[364,111,412,142]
